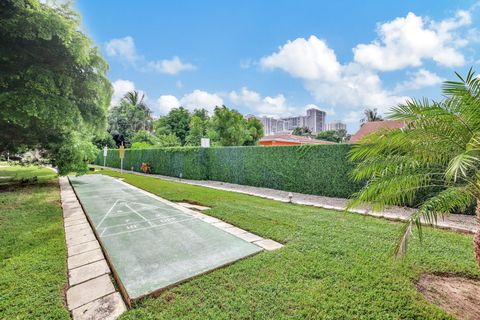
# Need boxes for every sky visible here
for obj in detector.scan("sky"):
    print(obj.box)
[76,0,480,132]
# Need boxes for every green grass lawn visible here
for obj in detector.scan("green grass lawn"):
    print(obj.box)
[91,169,480,320]
[0,166,69,319]
[2,165,478,319]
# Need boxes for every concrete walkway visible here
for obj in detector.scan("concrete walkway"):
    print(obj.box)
[59,177,127,320]
[93,166,479,234]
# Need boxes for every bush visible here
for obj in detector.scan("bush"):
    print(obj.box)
[96,145,362,198]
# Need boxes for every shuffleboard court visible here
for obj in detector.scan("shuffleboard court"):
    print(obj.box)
[69,174,262,303]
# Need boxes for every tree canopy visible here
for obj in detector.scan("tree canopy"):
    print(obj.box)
[154,107,191,145]
[292,127,312,136]
[152,106,264,147]
[0,0,112,174]
[316,129,350,143]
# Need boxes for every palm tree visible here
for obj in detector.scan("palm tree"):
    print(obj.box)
[361,108,383,124]
[348,69,480,268]
[121,90,152,131]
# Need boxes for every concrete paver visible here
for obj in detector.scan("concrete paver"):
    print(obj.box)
[212,221,234,229]
[68,240,101,257]
[254,239,284,251]
[66,233,97,246]
[66,274,115,310]
[200,216,222,224]
[69,260,110,286]
[236,232,263,243]
[64,217,89,227]
[224,226,248,236]
[68,248,105,269]
[65,228,94,241]
[65,222,92,233]
[71,292,127,320]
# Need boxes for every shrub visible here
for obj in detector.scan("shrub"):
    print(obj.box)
[96,145,362,198]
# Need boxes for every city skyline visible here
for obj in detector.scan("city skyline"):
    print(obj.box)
[252,107,348,135]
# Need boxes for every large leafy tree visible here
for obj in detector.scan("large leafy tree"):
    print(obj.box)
[0,0,112,174]
[316,129,350,143]
[208,106,249,146]
[185,115,209,146]
[154,107,191,145]
[244,117,264,146]
[348,69,480,268]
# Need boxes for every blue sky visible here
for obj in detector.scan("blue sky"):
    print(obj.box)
[76,0,480,132]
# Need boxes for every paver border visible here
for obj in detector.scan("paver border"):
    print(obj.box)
[59,177,127,319]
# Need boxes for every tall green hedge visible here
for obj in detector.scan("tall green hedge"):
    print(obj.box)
[95,145,363,198]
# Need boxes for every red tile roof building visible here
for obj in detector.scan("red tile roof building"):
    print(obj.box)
[349,120,405,143]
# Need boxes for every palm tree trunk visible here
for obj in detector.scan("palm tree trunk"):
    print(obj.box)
[475,199,480,268]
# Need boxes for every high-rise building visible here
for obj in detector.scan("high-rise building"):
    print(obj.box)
[305,108,326,133]
[260,116,287,136]
[326,120,347,131]
[259,107,328,136]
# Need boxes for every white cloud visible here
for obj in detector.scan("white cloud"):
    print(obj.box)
[353,11,471,71]
[155,90,223,115]
[260,36,408,112]
[147,56,196,75]
[260,36,341,80]
[105,36,195,75]
[111,79,136,106]
[394,69,445,92]
[180,90,223,112]
[343,111,362,124]
[105,37,139,65]
[229,87,296,117]
[156,95,180,114]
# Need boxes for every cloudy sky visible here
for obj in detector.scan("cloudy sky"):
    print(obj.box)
[77,0,480,132]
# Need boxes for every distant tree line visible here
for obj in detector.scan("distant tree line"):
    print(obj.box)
[95,91,265,149]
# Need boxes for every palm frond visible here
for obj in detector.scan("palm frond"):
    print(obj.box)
[394,187,473,258]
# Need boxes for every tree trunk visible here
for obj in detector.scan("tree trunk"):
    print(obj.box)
[475,199,480,268]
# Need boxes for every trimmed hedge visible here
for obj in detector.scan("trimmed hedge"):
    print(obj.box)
[95,145,363,198]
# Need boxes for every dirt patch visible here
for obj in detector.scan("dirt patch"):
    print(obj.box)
[417,273,480,320]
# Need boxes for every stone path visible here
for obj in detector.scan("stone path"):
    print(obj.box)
[59,177,127,320]
[93,166,479,234]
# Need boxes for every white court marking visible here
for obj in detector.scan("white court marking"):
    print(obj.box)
[125,203,154,227]
[96,198,199,237]
[101,216,197,238]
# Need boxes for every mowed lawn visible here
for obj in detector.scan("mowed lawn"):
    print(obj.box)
[1,166,479,319]
[0,166,69,319]
[95,170,479,320]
